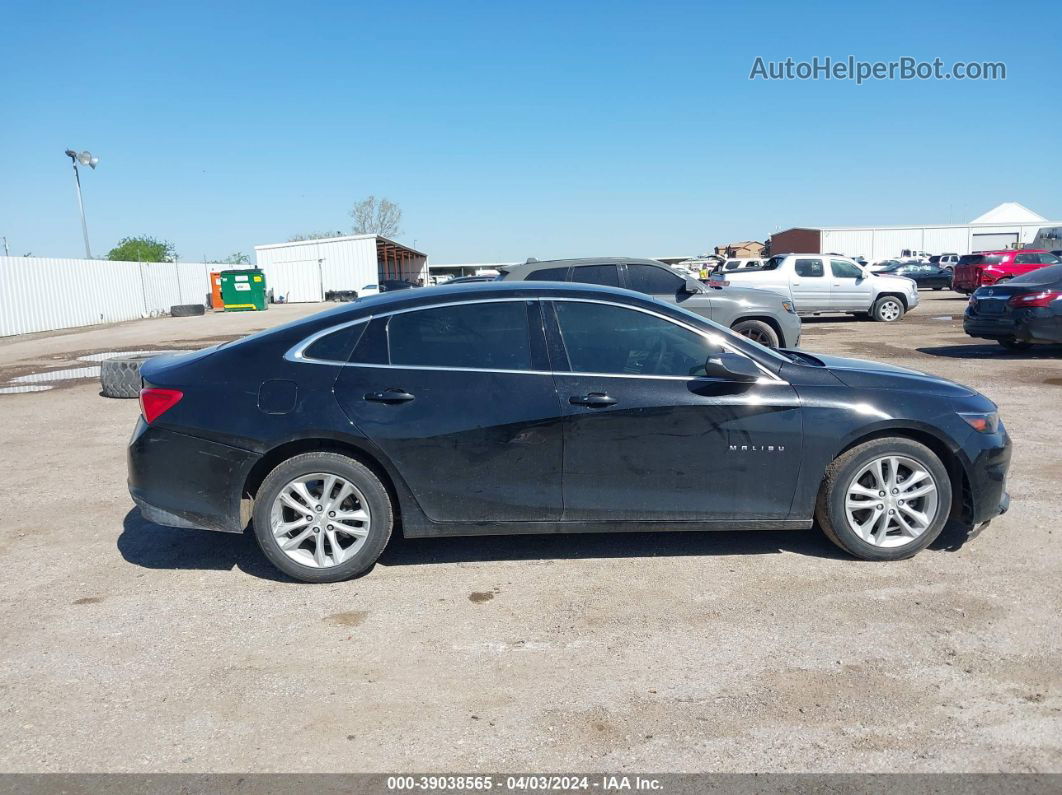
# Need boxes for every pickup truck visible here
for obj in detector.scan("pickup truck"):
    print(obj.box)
[951,250,1060,295]
[720,253,919,322]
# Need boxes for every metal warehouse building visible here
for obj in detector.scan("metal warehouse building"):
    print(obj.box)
[254,235,427,303]
[769,203,1061,261]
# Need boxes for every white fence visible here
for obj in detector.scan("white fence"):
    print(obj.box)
[0,256,223,337]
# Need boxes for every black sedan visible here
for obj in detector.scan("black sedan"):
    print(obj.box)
[874,262,953,290]
[964,263,1062,351]
[129,282,1011,582]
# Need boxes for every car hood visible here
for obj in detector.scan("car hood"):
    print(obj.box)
[701,284,786,307]
[814,353,976,397]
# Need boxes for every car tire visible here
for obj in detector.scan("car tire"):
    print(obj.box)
[730,319,779,348]
[816,438,952,561]
[253,452,393,583]
[171,304,205,317]
[871,295,905,322]
[998,337,1032,352]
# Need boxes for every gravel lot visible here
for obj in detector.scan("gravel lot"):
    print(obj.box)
[0,294,1059,773]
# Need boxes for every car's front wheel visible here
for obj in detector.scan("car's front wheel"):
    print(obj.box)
[871,295,905,322]
[253,452,393,582]
[816,438,952,561]
[731,319,779,348]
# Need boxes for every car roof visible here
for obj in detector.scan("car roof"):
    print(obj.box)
[499,257,666,275]
[346,278,657,311]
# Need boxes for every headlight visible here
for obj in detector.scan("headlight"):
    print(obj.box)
[959,411,999,433]
[782,301,796,314]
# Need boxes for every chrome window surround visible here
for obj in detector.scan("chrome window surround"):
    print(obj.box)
[284,297,786,384]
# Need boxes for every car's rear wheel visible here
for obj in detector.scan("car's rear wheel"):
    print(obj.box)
[871,296,905,322]
[998,337,1032,352]
[253,452,393,582]
[731,319,779,348]
[816,438,951,561]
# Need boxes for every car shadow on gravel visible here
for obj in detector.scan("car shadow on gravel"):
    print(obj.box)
[118,508,978,579]
[117,508,293,582]
[919,343,1062,359]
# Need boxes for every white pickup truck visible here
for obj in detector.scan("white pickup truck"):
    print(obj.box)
[721,253,919,322]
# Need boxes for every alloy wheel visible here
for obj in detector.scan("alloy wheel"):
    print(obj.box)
[844,455,939,547]
[740,328,773,345]
[269,473,371,568]
[879,300,901,321]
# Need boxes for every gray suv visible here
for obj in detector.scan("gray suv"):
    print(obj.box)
[497,257,801,348]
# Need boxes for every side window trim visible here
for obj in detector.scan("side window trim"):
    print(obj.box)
[288,297,784,383]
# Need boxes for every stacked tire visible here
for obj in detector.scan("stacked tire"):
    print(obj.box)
[100,351,193,399]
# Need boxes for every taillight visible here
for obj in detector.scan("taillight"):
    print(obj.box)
[139,388,183,423]
[1007,290,1062,309]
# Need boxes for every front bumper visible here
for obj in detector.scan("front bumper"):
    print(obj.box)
[128,419,258,534]
[962,422,1012,526]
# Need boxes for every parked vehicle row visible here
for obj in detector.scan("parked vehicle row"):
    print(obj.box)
[128,280,1012,582]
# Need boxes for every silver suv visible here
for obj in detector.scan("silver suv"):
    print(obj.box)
[497,258,801,348]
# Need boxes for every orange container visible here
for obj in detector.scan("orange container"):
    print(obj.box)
[210,272,223,310]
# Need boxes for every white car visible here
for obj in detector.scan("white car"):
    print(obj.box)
[721,253,919,322]
[357,283,380,298]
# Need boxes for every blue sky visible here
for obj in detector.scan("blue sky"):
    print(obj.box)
[2,0,1058,263]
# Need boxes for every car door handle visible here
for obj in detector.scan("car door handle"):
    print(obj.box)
[364,388,415,404]
[569,393,617,407]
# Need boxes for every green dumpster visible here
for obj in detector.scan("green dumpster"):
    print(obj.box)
[220,269,267,311]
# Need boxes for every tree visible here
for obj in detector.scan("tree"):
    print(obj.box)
[208,252,251,265]
[288,231,342,242]
[351,196,402,238]
[107,236,176,263]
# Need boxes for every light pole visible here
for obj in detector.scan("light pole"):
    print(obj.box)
[64,149,99,258]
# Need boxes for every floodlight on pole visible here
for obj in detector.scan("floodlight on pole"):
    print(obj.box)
[65,148,99,258]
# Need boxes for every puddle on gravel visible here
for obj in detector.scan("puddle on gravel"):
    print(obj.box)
[0,384,54,395]
[12,366,101,383]
[1045,377,1062,386]
[0,349,194,396]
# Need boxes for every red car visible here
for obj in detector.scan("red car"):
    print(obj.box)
[952,249,1061,294]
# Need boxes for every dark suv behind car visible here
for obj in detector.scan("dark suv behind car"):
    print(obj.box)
[497,257,801,348]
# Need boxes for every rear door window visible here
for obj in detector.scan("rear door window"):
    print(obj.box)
[829,259,863,279]
[625,263,684,295]
[387,301,532,370]
[795,259,824,277]
[569,264,620,287]
[525,266,571,281]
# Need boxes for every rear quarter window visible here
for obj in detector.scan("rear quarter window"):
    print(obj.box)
[302,322,367,363]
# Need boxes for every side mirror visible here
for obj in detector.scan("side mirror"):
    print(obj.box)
[683,277,703,294]
[704,352,761,383]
